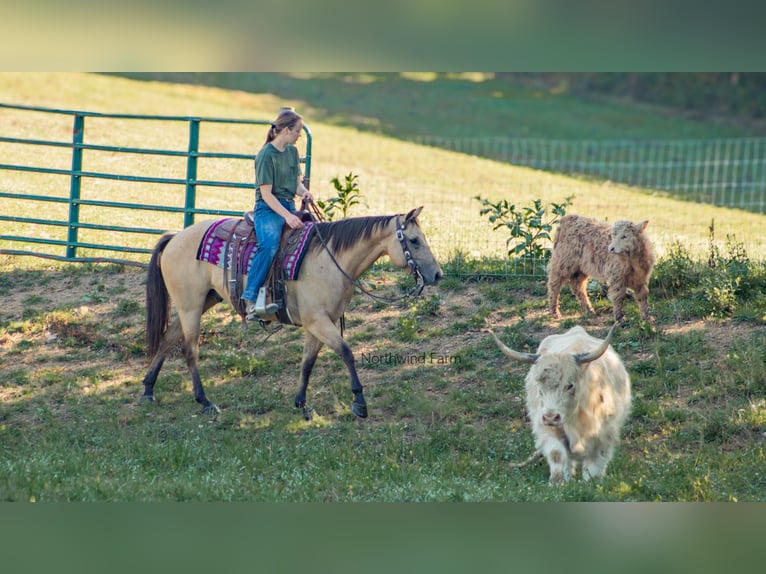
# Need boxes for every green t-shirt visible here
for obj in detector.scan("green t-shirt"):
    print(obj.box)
[255,142,301,202]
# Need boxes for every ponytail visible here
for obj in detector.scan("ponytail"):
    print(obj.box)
[265,123,278,143]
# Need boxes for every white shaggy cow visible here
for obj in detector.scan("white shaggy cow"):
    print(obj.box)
[547,214,655,323]
[487,323,631,484]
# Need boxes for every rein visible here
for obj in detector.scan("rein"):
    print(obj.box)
[306,201,425,303]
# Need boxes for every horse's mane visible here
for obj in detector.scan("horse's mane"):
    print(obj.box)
[311,215,397,256]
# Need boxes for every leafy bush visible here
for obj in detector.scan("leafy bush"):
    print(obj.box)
[475,195,574,262]
[703,227,764,317]
[653,223,766,319]
[651,241,701,297]
[702,271,740,318]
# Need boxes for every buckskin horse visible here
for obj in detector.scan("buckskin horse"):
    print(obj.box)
[141,206,443,418]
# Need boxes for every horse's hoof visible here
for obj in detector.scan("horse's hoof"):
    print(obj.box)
[351,402,368,418]
[302,405,315,421]
[201,404,221,415]
[139,395,155,405]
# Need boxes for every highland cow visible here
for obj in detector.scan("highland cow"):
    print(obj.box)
[487,323,631,484]
[547,214,655,322]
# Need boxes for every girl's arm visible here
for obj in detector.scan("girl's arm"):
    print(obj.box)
[260,184,304,229]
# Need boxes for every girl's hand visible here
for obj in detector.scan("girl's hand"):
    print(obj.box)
[285,213,305,230]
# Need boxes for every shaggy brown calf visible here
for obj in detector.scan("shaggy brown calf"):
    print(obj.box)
[547,214,655,322]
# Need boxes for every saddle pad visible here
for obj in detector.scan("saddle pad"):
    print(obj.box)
[280,222,315,280]
[196,218,257,273]
[195,218,315,280]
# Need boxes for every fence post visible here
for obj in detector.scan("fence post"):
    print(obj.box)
[66,114,85,260]
[302,122,312,190]
[184,118,200,228]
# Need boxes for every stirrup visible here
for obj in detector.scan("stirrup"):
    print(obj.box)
[246,305,279,319]
[245,302,279,320]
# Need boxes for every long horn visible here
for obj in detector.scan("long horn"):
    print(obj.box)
[574,322,619,365]
[484,329,538,364]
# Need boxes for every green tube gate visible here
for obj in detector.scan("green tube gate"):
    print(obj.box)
[0,103,312,267]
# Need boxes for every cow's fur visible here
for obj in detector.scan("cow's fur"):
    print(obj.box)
[488,325,631,484]
[547,214,655,322]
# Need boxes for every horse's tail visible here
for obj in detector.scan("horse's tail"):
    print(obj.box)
[145,232,175,357]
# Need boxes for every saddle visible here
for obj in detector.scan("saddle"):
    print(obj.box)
[213,210,315,324]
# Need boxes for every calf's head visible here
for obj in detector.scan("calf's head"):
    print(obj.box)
[609,220,649,255]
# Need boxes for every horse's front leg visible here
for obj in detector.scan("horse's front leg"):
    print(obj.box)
[295,332,323,420]
[305,317,368,419]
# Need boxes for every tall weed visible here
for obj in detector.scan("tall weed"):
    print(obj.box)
[652,222,766,319]
[316,172,363,221]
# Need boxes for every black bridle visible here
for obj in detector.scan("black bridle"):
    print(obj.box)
[311,212,426,303]
[394,215,426,295]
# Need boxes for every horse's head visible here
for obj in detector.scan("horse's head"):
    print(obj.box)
[387,206,443,285]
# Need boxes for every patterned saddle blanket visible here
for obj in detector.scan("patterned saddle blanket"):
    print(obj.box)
[196,215,315,278]
[195,213,315,321]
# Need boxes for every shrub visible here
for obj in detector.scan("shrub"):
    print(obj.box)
[654,225,766,319]
[475,195,574,262]
[702,270,740,318]
[701,224,766,317]
[652,241,701,297]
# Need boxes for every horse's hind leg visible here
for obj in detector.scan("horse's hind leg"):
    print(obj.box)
[305,317,367,418]
[181,328,219,415]
[294,332,324,420]
[178,296,221,415]
[142,291,221,414]
[141,317,184,402]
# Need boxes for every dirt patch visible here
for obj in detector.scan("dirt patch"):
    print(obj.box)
[1,267,146,323]
[663,318,762,355]
[0,264,757,335]
[1,264,762,384]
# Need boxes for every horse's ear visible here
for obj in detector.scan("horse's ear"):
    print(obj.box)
[404,206,423,226]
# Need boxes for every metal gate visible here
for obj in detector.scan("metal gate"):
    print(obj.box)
[0,103,312,266]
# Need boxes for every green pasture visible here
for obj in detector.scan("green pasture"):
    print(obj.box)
[1,73,766,501]
[1,250,766,501]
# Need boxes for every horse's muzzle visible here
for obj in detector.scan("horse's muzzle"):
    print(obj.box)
[425,269,443,285]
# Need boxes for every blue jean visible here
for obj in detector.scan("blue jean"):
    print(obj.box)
[241,198,295,301]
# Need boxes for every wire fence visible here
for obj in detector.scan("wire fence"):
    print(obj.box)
[412,136,766,213]
[379,136,766,275]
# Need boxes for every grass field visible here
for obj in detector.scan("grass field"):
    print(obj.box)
[1,73,766,501]
[2,72,766,263]
[1,253,765,501]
